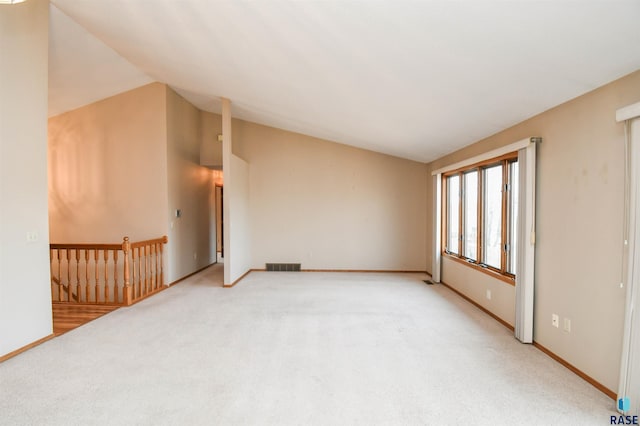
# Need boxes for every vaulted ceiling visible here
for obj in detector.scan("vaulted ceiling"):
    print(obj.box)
[49,1,640,163]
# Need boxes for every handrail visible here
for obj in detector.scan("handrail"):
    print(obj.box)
[50,243,122,250]
[130,235,168,249]
[49,236,168,306]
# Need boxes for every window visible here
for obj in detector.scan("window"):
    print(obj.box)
[446,174,460,255]
[463,171,478,260]
[443,153,518,282]
[507,161,519,274]
[483,165,502,269]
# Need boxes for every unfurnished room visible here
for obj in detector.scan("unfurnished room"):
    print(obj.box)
[1,1,640,425]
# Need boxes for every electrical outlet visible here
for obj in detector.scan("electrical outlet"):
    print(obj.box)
[563,318,571,332]
[486,289,492,300]
[26,231,38,243]
[193,252,198,260]
[552,314,559,328]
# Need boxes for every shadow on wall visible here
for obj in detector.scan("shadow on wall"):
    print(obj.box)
[49,113,108,234]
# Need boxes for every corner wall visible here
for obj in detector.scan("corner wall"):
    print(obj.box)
[227,154,251,282]
[49,84,217,286]
[0,0,52,356]
[232,119,428,271]
[48,83,168,243]
[165,88,217,282]
[200,111,223,168]
[427,70,640,392]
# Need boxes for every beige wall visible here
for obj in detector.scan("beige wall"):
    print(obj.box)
[0,0,52,356]
[442,257,516,322]
[227,154,252,282]
[48,83,168,243]
[166,88,217,282]
[49,84,217,285]
[232,120,428,271]
[200,111,223,169]
[428,70,640,391]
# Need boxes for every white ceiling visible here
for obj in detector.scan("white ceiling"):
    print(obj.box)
[48,5,153,117]
[49,1,640,163]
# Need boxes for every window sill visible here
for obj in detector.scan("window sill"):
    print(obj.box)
[442,253,515,286]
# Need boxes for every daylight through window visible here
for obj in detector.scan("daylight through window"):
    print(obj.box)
[443,153,518,282]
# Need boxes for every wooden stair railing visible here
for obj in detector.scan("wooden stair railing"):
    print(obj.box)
[50,236,168,306]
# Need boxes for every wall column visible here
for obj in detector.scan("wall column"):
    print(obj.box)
[0,0,53,357]
[221,98,232,285]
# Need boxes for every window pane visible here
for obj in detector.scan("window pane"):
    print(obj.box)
[483,165,502,268]
[508,161,519,274]
[447,175,460,254]
[463,171,478,260]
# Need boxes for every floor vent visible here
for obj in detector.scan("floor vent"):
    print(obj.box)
[423,280,434,285]
[266,263,301,272]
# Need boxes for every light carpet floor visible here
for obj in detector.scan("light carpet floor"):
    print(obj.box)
[0,265,615,425]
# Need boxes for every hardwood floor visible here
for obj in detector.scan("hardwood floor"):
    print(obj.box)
[52,304,119,336]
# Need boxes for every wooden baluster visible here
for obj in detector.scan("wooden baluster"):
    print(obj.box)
[66,249,71,302]
[137,247,142,296]
[151,243,157,290]
[103,249,109,304]
[85,249,90,302]
[135,247,140,297]
[75,249,81,302]
[161,236,168,286]
[50,249,55,301]
[156,243,161,289]
[138,247,145,297]
[56,249,63,302]
[94,249,99,303]
[105,249,110,303]
[138,246,143,298]
[145,244,150,294]
[139,247,143,296]
[113,249,119,304]
[132,247,137,296]
[132,245,138,299]
[49,249,53,298]
[141,245,145,294]
[148,244,153,290]
[122,237,132,305]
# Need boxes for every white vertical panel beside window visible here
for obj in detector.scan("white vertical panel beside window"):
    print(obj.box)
[616,102,640,415]
[514,143,537,344]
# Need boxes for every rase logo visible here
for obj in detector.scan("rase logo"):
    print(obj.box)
[619,398,631,411]
[611,397,638,425]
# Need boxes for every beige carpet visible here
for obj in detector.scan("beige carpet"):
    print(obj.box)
[0,265,614,425]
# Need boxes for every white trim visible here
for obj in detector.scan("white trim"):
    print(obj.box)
[430,137,534,176]
[617,101,640,122]
[617,115,640,414]
[514,143,537,343]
